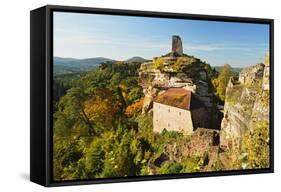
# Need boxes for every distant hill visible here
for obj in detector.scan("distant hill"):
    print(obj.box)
[125,56,148,63]
[214,66,243,74]
[54,56,115,74]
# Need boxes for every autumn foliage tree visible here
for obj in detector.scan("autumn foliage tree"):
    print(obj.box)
[212,64,234,102]
[83,88,122,134]
[125,99,144,117]
[53,61,147,180]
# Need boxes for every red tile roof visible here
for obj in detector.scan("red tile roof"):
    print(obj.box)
[154,88,204,110]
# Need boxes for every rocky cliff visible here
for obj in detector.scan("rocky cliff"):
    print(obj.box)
[139,55,216,113]
[220,58,270,150]
[138,36,225,172]
[138,35,220,122]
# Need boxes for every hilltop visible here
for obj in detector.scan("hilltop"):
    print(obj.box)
[54,56,149,74]
[138,36,220,129]
[54,56,115,74]
[125,56,148,63]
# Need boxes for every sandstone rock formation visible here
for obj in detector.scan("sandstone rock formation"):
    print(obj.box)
[138,36,216,118]
[220,60,270,150]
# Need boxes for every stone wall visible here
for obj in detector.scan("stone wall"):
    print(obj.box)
[163,128,220,164]
[153,102,194,135]
[189,128,220,156]
[191,107,210,129]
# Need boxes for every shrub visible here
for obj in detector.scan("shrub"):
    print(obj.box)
[181,156,203,173]
[240,121,270,169]
[159,162,183,174]
[153,57,165,69]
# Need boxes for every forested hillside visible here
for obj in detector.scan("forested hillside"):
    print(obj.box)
[52,53,265,181]
[53,61,154,180]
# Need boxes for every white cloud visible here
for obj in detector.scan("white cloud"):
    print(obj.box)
[185,43,268,52]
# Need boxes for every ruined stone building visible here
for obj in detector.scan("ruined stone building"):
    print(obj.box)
[171,35,183,57]
[153,88,209,135]
[138,35,218,135]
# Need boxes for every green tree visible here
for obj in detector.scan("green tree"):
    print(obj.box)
[240,121,270,169]
[159,162,183,174]
[54,86,95,137]
[212,64,233,102]
[82,138,105,178]
[53,138,86,181]
[101,132,137,177]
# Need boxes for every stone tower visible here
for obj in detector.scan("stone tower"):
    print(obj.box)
[171,35,183,57]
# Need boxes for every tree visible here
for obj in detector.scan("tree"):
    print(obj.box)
[53,138,86,180]
[82,138,105,178]
[125,99,144,117]
[54,86,94,137]
[83,88,122,134]
[127,87,144,104]
[101,132,137,177]
[240,121,270,169]
[212,64,233,102]
[159,162,183,174]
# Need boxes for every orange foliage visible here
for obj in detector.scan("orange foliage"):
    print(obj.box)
[125,99,144,117]
[83,89,121,126]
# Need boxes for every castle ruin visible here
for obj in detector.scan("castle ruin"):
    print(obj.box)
[171,35,183,57]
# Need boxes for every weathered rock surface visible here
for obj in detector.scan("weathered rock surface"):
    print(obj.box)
[140,36,209,113]
[139,56,214,114]
[139,37,271,172]
[161,128,220,166]
[221,61,270,150]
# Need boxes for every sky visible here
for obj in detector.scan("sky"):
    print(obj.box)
[53,12,270,68]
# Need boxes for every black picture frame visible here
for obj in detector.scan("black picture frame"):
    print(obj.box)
[30,4,274,187]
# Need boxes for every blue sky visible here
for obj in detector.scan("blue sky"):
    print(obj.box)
[53,12,269,67]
